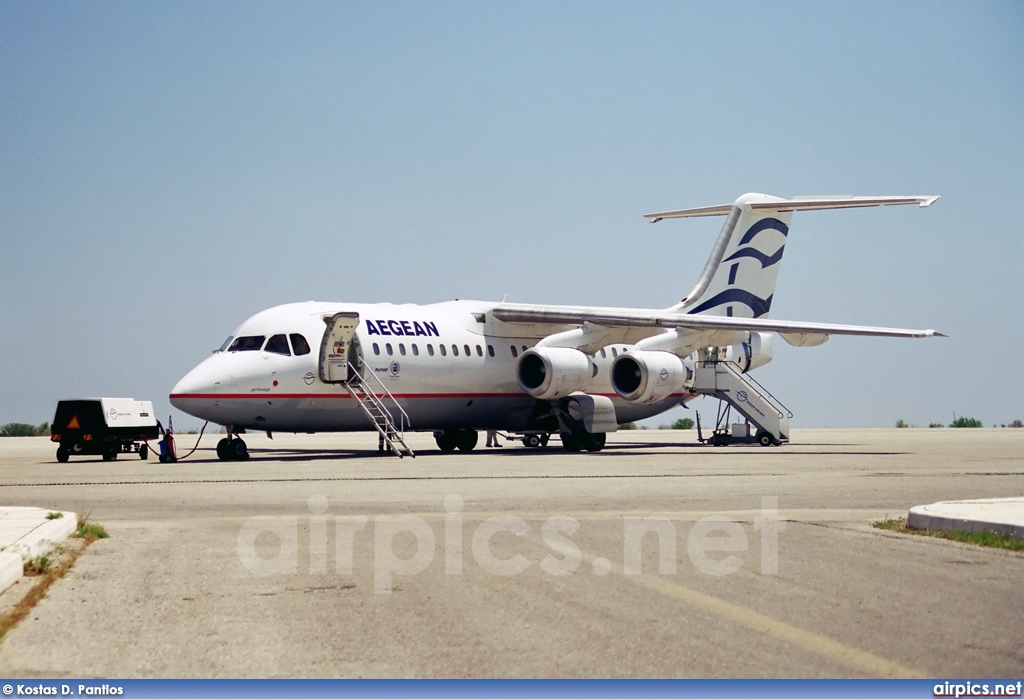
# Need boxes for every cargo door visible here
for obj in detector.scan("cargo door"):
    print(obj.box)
[319,312,361,383]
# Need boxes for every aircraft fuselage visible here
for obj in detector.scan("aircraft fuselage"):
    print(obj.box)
[169,300,684,433]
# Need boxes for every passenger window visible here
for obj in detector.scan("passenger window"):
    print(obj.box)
[373,343,380,356]
[399,343,406,356]
[386,343,393,356]
[465,344,471,356]
[511,345,518,357]
[487,345,494,357]
[428,344,434,357]
[612,347,618,358]
[600,348,606,359]
[264,334,290,356]
[522,345,527,353]
[452,345,459,357]
[228,336,265,352]
[412,344,419,357]
[440,344,447,357]
[290,334,311,356]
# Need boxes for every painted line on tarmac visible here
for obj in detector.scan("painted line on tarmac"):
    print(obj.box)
[542,539,926,679]
[0,472,789,488]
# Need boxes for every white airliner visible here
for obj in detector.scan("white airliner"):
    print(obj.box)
[170,193,941,460]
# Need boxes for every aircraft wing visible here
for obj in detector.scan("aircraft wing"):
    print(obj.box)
[490,304,944,339]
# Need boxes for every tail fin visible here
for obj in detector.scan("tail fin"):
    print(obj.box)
[644,193,939,318]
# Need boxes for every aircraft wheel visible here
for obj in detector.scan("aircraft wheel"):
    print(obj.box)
[231,438,249,460]
[456,429,478,451]
[139,444,149,460]
[523,434,542,448]
[757,431,776,447]
[434,431,457,452]
[560,433,581,452]
[216,438,232,461]
[582,432,606,452]
[56,445,70,463]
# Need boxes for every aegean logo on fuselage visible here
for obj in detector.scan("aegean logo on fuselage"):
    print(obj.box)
[365,320,440,337]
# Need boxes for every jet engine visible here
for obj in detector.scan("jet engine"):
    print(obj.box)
[516,347,595,400]
[611,350,692,404]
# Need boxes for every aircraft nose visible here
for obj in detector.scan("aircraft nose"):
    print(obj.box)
[169,355,233,410]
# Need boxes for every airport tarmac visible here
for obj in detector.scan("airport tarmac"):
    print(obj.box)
[0,428,1020,678]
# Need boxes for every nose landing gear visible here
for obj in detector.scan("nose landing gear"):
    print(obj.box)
[216,435,249,461]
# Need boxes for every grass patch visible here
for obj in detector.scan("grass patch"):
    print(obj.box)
[45,511,63,520]
[874,516,1024,552]
[1,549,80,642]
[74,508,109,542]
[0,514,108,643]
[75,523,108,541]
[23,552,56,576]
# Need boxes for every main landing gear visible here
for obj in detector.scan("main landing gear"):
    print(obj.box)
[216,436,249,461]
[434,429,479,452]
[559,429,605,453]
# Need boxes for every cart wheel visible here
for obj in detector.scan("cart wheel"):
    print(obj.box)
[757,431,776,447]
[56,445,70,463]
[523,434,542,448]
[139,444,149,460]
[540,433,550,447]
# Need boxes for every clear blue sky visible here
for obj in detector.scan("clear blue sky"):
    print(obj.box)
[1,1,1021,429]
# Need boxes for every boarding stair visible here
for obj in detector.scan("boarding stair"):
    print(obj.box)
[319,311,414,458]
[344,363,415,458]
[693,360,791,445]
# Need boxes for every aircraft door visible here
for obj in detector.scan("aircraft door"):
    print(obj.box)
[319,312,361,384]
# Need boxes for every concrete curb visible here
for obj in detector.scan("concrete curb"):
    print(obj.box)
[0,553,22,593]
[908,497,1024,539]
[0,507,79,595]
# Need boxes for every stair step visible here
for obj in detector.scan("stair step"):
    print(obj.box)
[343,379,415,458]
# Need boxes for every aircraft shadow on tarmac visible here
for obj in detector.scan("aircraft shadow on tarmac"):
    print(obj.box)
[181,443,909,463]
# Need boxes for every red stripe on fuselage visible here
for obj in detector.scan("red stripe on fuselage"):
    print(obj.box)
[169,392,692,400]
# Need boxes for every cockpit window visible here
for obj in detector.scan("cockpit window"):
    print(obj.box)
[264,334,291,356]
[290,334,311,356]
[228,336,265,352]
[218,336,234,353]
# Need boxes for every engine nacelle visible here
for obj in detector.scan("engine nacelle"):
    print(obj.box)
[720,332,773,372]
[611,350,692,404]
[516,347,595,400]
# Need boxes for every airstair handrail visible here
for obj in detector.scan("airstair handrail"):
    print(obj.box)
[717,361,793,419]
[348,361,411,432]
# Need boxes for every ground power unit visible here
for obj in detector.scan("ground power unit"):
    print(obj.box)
[50,398,159,462]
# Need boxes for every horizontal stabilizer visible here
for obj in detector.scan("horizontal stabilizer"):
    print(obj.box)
[644,195,939,222]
